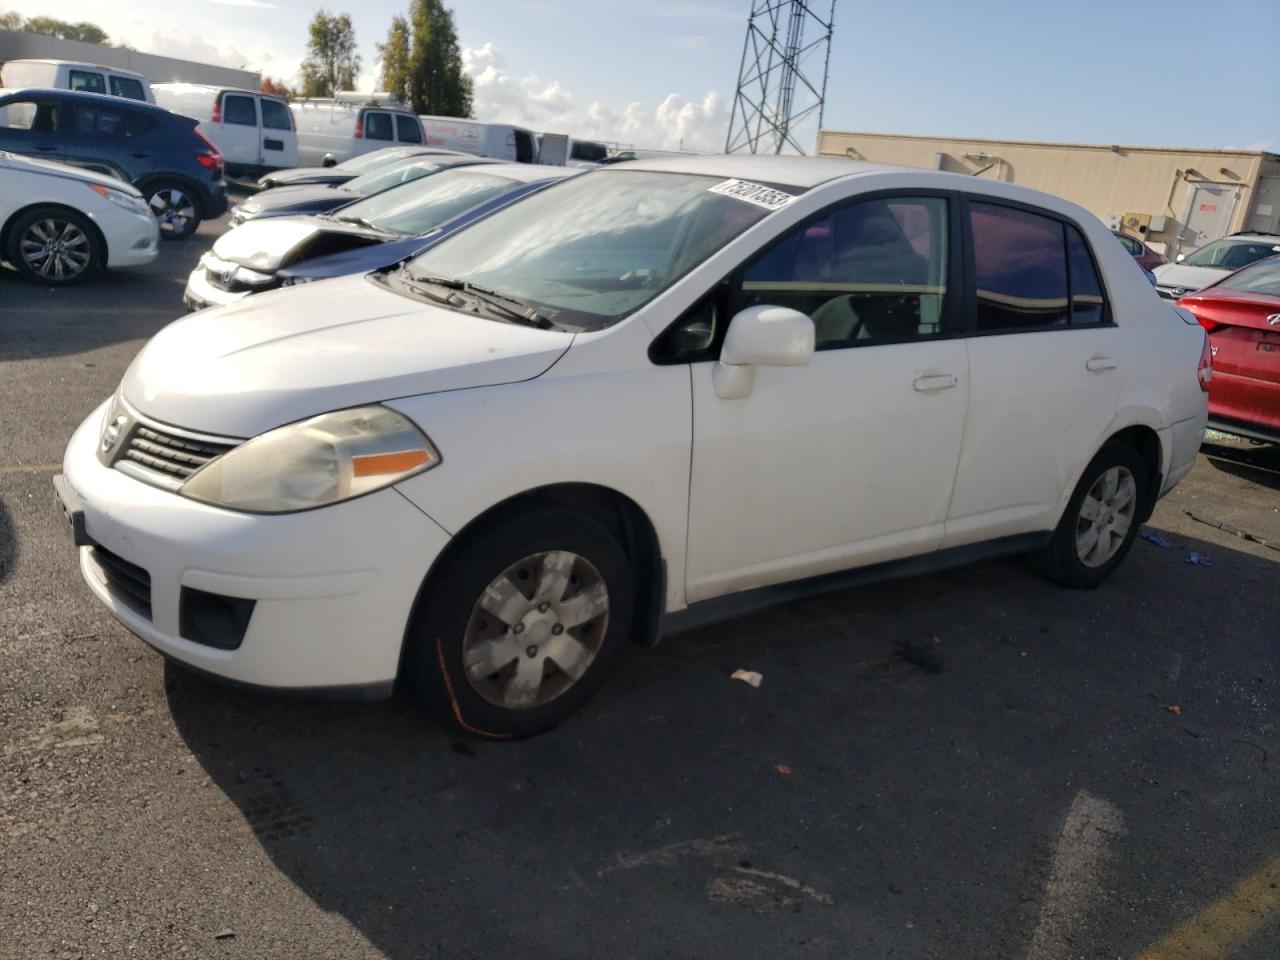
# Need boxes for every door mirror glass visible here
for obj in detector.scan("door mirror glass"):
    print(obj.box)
[721,305,814,367]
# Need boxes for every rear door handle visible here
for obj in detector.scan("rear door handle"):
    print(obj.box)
[1086,356,1118,372]
[913,373,958,392]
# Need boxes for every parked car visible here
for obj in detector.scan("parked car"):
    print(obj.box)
[0,88,226,240]
[185,163,581,309]
[255,146,462,190]
[1153,233,1280,299]
[421,115,537,162]
[290,94,424,167]
[0,59,153,102]
[152,83,297,179]
[1176,255,1280,442]
[0,150,157,284]
[1112,230,1167,272]
[227,153,495,226]
[54,157,1209,738]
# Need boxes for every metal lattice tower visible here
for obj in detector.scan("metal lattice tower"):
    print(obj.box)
[724,1,837,155]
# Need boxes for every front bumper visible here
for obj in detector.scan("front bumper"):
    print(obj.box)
[59,400,450,692]
[96,208,159,269]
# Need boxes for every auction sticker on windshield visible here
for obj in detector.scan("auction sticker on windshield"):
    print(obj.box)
[708,179,795,211]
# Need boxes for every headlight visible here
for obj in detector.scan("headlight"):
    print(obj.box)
[180,406,440,513]
[87,183,149,216]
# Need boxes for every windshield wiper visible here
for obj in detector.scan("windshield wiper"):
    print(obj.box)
[400,274,467,306]
[402,273,553,328]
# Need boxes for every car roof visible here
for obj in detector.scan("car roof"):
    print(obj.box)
[0,87,167,113]
[1221,233,1280,243]
[608,154,901,190]
[6,59,145,77]
[463,162,584,183]
[152,81,279,99]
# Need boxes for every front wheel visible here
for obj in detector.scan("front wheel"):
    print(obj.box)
[6,207,101,285]
[1030,441,1148,589]
[146,183,201,240]
[404,509,634,739]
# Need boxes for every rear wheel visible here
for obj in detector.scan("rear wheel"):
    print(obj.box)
[146,183,201,240]
[404,509,634,739]
[1030,441,1148,589]
[6,207,101,285]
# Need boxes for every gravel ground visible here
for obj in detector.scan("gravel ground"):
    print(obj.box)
[2,205,1278,960]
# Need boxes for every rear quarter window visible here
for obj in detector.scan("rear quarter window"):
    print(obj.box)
[68,70,106,94]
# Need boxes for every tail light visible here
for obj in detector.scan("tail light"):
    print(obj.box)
[354,115,364,139]
[1197,334,1213,393]
[194,129,224,171]
[211,97,222,124]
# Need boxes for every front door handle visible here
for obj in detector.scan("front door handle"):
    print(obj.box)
[913,373,958,393]
[1086,355,1118,372]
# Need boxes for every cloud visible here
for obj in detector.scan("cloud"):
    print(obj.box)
[462,42,727,152]
[209,0,277,7]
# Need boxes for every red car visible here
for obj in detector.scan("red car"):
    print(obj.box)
[1177,255,1280,442]
[1113,231,1168,272]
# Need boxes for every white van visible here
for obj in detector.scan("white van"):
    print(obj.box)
[290,93,425,167]
[152,83,298,178]
[420,115,536,163]
[0,59,153,103]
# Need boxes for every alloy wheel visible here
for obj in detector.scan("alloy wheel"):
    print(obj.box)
[149,188,196,237]
[19,218,91,281]
[462,550,610,710]
[1075,466,1137,568]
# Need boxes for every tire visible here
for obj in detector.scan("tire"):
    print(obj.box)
[6,207,102,285]
[1030,441,1149,589]
[145,182,202,240]
[404,509,635,739]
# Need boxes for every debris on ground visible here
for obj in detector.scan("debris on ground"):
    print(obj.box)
[774,764,793,775]
[1166,705,1183,715]
[931,634,942,645]
[214,929,235,940]
[1140,531,1173,549]
[1185,552,1212,566]
[730,669,763,688]
[1182,508,1279,552]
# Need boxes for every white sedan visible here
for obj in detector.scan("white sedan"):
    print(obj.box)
[55,156,1209,737]
[1,150,158,284]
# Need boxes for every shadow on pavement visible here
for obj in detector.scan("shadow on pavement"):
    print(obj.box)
[0,498,16,583]
[1202,437,1280,493]
[167,530,1280,960]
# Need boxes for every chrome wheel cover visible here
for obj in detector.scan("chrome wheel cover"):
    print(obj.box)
[1075,466,1137,568]
[462,550,610,710]
[19,218,91,280]
[149,188,196,236]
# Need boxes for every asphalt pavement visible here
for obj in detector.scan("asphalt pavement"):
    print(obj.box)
[2,204,1278,960]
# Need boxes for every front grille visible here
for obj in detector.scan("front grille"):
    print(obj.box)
[121,424,236,482]
[90,545,152,619]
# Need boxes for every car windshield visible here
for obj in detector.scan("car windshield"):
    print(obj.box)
[1183,239,1280,269]
[334,148,411,174]
[1216,255,1280,296]
[336,169,524,235]
[346,158,447,196]
[403,170,777,329]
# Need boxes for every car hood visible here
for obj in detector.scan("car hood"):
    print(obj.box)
[261,168,353,189]
[1152,262,1228,292]
[281,234,432,279]
[2,150,141,194]
[121,274,574,438]
[212,216,384,272]
[237,183,358,218]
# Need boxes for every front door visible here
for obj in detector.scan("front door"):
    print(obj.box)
[681,193,970,603]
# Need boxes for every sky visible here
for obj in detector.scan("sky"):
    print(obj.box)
[7,0,1279,153]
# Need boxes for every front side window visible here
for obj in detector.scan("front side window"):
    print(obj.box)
[970,202,1069,330]
[345,158,444,195]
[395,114,422,143]
[404,170,775,330]
[1115,233,1141,255]
[363,111,393,141]
[335,170,520,235]
[0,97,44,131]
[741,196,948,348]
[222,94,257,126]
[109,76,146,101]
[259,98,291,130]
[68,70,106,94]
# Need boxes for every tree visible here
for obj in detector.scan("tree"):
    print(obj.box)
[260,76,290,98]
[407,0,472,118]
[299,10,360,98]
[377,16,411,104]
[0,11,24,31]
[20,16,109,43]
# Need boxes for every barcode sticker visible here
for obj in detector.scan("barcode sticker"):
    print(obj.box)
[708,179,796,211]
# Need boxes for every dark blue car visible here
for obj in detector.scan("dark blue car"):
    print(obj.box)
[0,88,228,239]
[185,162,581,310]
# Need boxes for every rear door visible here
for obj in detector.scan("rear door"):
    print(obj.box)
[257,96,298,167]
[943,198,1121,547]
[217,92,261,166]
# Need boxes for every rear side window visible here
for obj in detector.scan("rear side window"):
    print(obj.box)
[68,70,106,94]
[1066,227,1107,325]
[395,114,422,143]
[109,77,146,101]
[364,111,393,141]
[70,105,132,139]
[970,202,1069,330]
[222,94,257,126]
[259,98,291,130]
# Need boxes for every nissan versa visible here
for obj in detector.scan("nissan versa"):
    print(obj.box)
[55,156,1210,738]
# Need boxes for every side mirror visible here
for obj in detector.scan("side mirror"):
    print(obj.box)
[1175,253,1186,263]
[714,305,814,399]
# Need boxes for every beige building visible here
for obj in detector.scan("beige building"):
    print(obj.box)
[817,129,1280,260]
